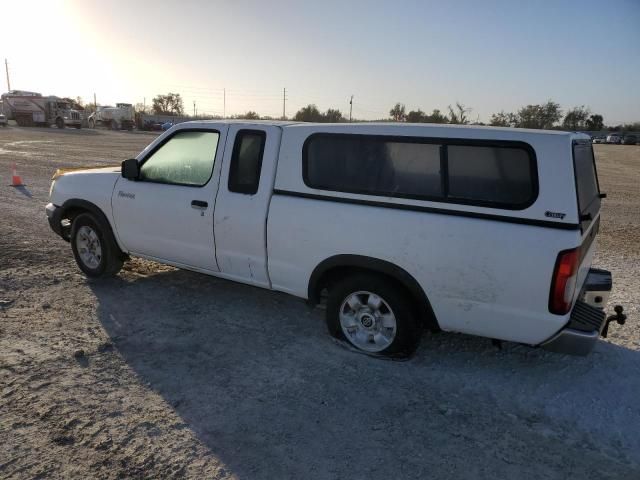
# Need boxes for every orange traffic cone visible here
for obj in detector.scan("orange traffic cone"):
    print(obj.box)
[11,164,24,187]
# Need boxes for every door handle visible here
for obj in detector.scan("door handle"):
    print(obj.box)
[191,200,208,209]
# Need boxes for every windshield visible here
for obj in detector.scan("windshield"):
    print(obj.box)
[573,142,601,230]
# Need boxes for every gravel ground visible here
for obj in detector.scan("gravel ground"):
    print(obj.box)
[0,127,638,479]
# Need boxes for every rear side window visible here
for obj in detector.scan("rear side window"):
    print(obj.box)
[447,145,534,206]
[228,130,266,194]
[304,135,442,198]
[573,142,601,226]
[303,134,537,209]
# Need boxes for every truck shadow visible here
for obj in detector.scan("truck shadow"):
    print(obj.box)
[89,266,640,478]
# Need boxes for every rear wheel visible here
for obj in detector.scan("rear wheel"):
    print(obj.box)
[70,213,124,278]
[326,274,422,357]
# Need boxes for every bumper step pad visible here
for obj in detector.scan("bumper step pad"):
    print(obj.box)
[541,300,606,356]
[567,300,606,333]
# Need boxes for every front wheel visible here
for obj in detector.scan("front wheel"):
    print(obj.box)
[70,213,124,278]
[326,274,422,357]
[56,117,65,129]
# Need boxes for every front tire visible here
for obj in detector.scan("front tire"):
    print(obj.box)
[326,274,422,357]
[56,117,65,129]
[70,213,124,278]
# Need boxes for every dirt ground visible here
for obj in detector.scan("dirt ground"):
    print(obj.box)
[0,126,639,479]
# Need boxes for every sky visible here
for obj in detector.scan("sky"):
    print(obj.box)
[2,0,639,123]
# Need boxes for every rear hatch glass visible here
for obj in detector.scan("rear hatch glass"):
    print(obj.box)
[573,141,601,231]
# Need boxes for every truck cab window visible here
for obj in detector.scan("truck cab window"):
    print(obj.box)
[139,130,219,186]
[228,130,266,194]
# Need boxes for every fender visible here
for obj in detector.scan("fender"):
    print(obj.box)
[308,254,439,329]
[57,199,123,252]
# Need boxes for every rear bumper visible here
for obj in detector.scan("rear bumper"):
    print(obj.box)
[541,301,606,355]
[540,268,612,356]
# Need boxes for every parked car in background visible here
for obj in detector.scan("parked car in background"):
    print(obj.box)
[0,113,7,127]
[592,136,605,144]
[161,121,174,131]
[606,134,622,144]
[622,135,637,145]
[46,121,624,357]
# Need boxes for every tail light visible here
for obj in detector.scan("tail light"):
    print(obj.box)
[549,248,580,315]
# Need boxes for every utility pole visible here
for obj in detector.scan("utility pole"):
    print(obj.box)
[93,93,97,111]
[5,59,11,91]
[223,88,226,118]
[349,95,353,122]
[193,100,196,117]
[282,87,287,119]
[143,97,146,113]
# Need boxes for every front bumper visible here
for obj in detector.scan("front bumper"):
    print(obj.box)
[46,203,65,239]
[541,268,619,356]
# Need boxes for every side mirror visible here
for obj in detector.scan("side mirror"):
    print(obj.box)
[121,158,139,180]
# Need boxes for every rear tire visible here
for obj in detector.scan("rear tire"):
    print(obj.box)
[326,274,422,357]
[70,213,124,278]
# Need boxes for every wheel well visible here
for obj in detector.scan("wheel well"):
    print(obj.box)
[58,200,123,257]
[58,206,86,241]
[308,256,440,330]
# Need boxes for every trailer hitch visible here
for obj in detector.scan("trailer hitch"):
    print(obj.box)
[602,305,626,338]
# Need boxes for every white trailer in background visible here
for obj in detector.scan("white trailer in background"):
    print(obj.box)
[88,103,134,130]
[1,91,82,128]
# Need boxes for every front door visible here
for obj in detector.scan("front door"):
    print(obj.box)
[112,126,228,271]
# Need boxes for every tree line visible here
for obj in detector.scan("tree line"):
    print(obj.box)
[88,92,638,132]
[388,101,613,131]
[289,100,639,131]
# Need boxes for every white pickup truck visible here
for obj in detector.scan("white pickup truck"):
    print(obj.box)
[46,121,625,357]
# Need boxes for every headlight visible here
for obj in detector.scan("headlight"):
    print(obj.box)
[63,116,69,120]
